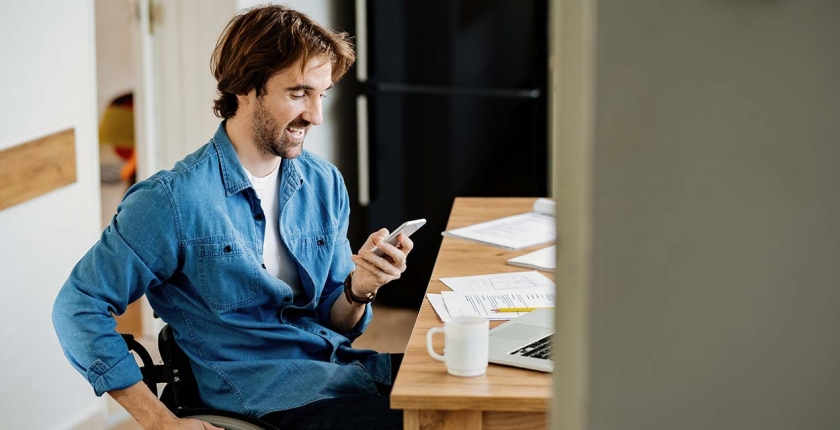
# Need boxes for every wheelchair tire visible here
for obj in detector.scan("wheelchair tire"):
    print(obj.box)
[177,409,279,430]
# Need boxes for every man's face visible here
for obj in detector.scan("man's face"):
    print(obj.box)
[249,56,333,159]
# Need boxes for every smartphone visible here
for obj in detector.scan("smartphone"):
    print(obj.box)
[371,218,426,257]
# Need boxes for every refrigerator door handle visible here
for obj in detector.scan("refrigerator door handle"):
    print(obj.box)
[355,0,368,82]
[356,95,370,207]
[375,82,541,99]
[355,0,370,207]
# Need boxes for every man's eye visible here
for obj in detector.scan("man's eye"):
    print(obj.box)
[290,94,305,100]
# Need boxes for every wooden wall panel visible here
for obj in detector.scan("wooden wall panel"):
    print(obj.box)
[0,128,76,211]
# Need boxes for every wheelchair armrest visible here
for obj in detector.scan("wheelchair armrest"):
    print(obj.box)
[158,324,205,411]
[120,333,169,397]
[123,332,279,430]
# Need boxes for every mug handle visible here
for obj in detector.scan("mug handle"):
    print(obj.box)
[426,327,446,362]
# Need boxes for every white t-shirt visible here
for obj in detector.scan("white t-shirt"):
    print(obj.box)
[245,163,303,298]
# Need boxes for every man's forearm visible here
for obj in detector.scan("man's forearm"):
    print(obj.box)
[330,282,367,333]
[109,381,179,428]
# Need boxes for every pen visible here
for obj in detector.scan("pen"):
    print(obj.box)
[492,307,554,313]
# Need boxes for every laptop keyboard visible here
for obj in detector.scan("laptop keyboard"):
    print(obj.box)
[510,334,554,360]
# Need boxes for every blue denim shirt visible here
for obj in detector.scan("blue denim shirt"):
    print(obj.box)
[53,123,390,417]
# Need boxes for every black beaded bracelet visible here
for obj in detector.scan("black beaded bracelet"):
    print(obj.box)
[343,271,376,304]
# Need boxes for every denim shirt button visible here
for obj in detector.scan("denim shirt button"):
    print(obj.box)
[254,213,264,221]
[261,263,266,269]
[319,330,327,336]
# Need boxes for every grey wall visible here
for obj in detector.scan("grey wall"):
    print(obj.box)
[584,1,840,429]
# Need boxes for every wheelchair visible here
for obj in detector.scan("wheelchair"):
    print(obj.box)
[121,325,280,430]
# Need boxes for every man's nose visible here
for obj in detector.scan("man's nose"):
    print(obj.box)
[302,96,323,126]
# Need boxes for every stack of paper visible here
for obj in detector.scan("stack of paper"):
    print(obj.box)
[441,198,555,250]
[427,271,555,321]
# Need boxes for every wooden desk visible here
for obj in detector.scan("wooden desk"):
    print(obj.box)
[391,197,553,430]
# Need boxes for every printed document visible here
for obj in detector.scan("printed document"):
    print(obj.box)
[426,294,451,322]
[441,198,555,249]
[440,270,554,293]
[441,290,556,319]
[428,271,556,320]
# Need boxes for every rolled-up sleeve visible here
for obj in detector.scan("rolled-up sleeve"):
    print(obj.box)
[52,179,180,395]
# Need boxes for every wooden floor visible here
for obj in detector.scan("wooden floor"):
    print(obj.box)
[354,302,419,352]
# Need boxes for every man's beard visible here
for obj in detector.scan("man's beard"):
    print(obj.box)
[251,98,309,159]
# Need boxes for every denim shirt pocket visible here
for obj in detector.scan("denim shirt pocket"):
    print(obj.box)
[299,233,335,251]
[196,239,259,310]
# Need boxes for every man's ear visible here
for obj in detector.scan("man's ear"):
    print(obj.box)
[236,92,252,108]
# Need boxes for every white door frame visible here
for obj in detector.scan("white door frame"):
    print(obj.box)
[132,0,237,337]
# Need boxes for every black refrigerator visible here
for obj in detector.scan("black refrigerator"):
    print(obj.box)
[351,0,548,308]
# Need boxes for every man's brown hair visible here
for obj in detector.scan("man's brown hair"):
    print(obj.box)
[211,5,355,119]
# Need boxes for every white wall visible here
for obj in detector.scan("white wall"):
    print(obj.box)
[94,0,136,117]
[553,1,840,429]
[154,0,237,171]
[0,1,105,429]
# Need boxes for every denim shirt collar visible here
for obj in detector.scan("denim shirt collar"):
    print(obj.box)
[211,121,304,199]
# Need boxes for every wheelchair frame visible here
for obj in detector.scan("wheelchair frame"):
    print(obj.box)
[121,327,280,430]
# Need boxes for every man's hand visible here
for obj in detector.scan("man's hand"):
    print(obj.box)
[110,382,224,430]
[159,417,224,429]
[330,228,415,332]
[350,228,414,297]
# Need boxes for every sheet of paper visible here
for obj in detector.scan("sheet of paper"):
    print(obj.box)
[507,246,556,272]
[440,270,555,293]
[441,211,555,250]
[441,290,556,320]
[426,293,451,322]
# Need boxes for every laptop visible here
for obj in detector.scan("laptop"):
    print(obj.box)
[488,308,554,372]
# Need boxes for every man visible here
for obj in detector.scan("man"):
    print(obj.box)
[53,6,410,429]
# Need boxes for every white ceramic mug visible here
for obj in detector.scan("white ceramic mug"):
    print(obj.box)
[426,315,489,377]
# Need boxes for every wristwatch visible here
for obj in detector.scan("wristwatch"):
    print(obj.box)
[343,271,375,304]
